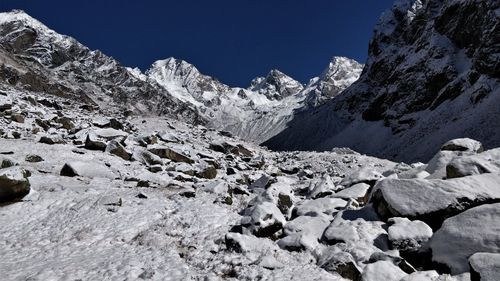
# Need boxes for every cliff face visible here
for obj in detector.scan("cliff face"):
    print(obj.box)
[265,0,500,163]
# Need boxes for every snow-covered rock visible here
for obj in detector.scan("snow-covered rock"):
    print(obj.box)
[60,161,116,179]
[441,138,484,153]
[430,203,500,274]
[371,174,500,229]
[0,167,30,202]
[387,217,432,252]
[469,252,500,281]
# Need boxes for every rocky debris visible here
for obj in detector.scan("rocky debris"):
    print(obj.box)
[441,138,484,153]
[195,164,217,179]
[370,174,500,229]
[469,253,500,281]
[105,140,131,161]
[430,203,500,274]
[148,145,194,163]
[39,134,66,145]
[308,174,340,199]
[361,260,407,281]
[60,161,115,179]
[54,116,75,130]
[0,167,30,203]
[11,113,25,123]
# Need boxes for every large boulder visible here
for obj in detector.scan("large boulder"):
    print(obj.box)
[429,203,500,274]
[0,167,30,203]
[292,197,347,219]
[277,215,330,251]
[132,149,163,166]
[39,134,66,145]
[370,174,500,229]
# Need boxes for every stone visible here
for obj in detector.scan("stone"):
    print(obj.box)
[25,154,44,163]
[39,134,66,145]
[84,134,107,151]
[105,140,131,160]
[11,113,25,123]
[0,167,31,203]
[441,138,484,153]
[148,145,194,163]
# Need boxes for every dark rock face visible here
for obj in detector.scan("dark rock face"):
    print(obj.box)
[264,0,500,163]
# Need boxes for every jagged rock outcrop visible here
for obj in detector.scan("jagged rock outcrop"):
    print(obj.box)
[264,0,500,163]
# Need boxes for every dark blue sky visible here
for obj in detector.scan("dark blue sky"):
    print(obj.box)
[0,0,394,86]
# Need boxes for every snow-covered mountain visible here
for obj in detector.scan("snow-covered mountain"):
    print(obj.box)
[0,9,363,145]
[146,56,362,143]
[265,0,500,163]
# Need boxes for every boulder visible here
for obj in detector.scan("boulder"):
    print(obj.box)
[361,260,407,281]
[54,116,75,130]
[0,167,30,203]
[148,145,194,163]
[195,164,217,179]
[25,154,44,163]
[430,203,500,274]
[469,253,500,281]
[332,183,370,203]
[292,197,347,219]
[241,201,286,237]
[132,149,163,166]
[371,174,500,229]
[317,250,361,281]
[105,140,131,160]
[387,217,433,252]
[308,174,340,199]
[85,133,107,151]
[11,113,25,123]
[340,168,383,187]
[1,156,17,168]
[39,134,66,145]
[60,161,115,179]
[278,215,330,251]
[441,138,484,153]
[446,148,500,179]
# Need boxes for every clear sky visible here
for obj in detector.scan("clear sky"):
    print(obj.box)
[0,0,394,86]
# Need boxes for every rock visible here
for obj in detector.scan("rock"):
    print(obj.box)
[39,134,66,145]
[157,131,180,143]
[85,134,107,151]
[136,193,148,199]
[1,156,17,168]
[430,203,500,274]
[132,149,163,166]
[248,174,274,190]
[137,180,150,187]
[109,118,124,130]
[317,251,362,281]
[278,216,330,251]
[54,116,75,130]
[387,217,432,252]
[0,167,31,203]
[148,165,163,173]
[225,232,276,254]
[332,183,370,203]
[209,141,239,155]
[469,253,500,281]
[340,168,383,187]
[60,161,115,179]
[400,271,440,281]
[105,140,131,160]
[371,174,500,230]
[308,174,340,199]
[25,154,44,163]
[368,252,416,274]
[93,128,127,140]
[148,145,194,163]
[441,138,484,153]
[292,197,347,219]
[446,148,500,179]
[322,207,388,263]
[195,164,217,179]
[11,113,25,123]
[241,201,286,237]
[361,260,407,281]
[259,255,284,270]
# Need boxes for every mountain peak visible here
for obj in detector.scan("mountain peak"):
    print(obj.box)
[249,69,303,100]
